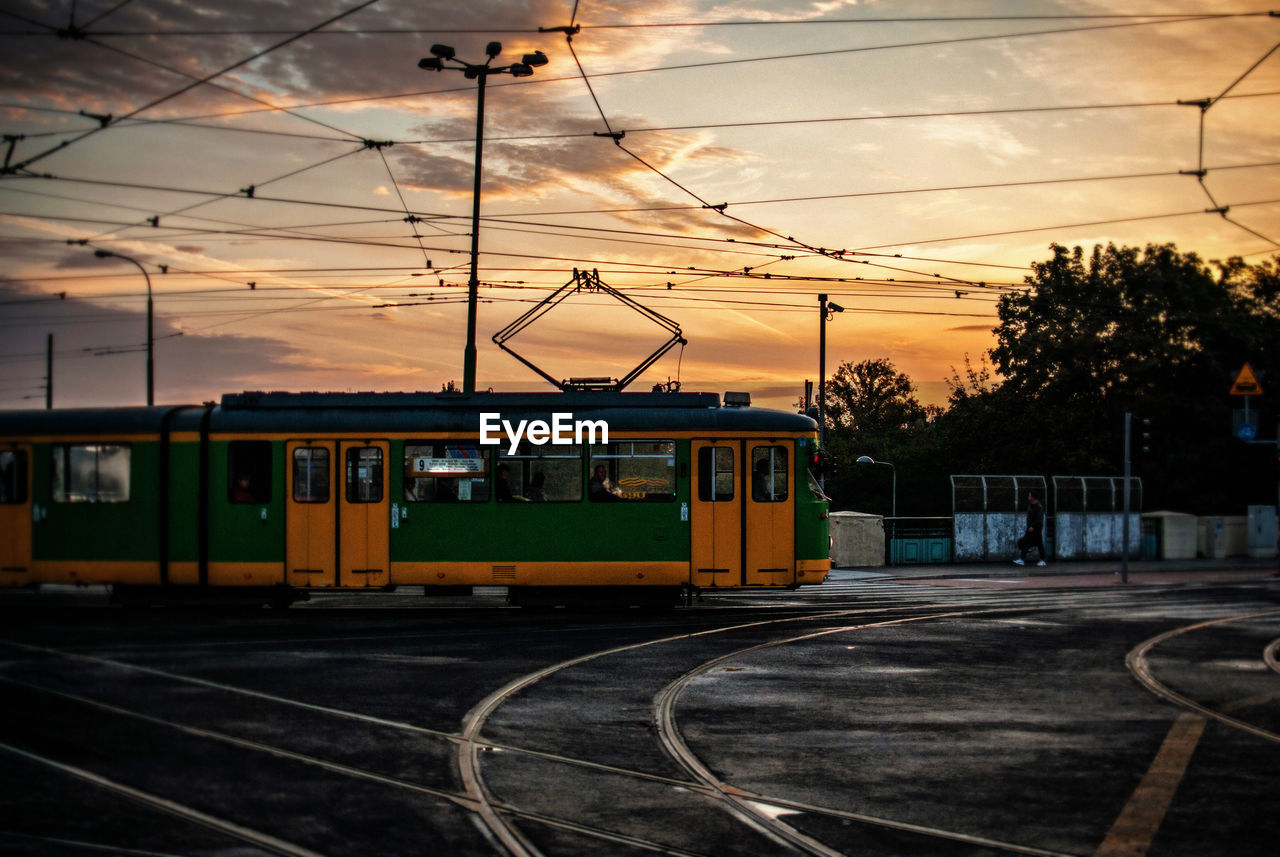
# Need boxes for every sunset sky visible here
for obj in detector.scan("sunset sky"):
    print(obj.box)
[2,0,1278,410]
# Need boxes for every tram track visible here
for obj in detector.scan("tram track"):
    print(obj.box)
[1125,610,1280,744]
[651,611,1083,857]
[0,676,716,857]
[456,594,1167,857]
[2,602,1031,857]
[2,585,1278,856]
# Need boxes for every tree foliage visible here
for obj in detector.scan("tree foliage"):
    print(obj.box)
[820,244,1280,516]
[818,358,941,516]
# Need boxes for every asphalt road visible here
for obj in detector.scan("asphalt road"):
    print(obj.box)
[1,564,1278,857]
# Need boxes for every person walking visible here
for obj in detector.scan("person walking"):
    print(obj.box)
[1013,490,1047,567]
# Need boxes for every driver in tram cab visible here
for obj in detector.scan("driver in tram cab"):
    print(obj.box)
[496,462,517,502]
[589,463,621,501]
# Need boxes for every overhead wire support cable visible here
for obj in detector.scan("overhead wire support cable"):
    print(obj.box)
[374,144,450,266]
[1179,31,1280,247]
[78,34,366,141]
[560,28,909,280]
[573,12,1277,29]
[105,15,1272,126]
[83,89,1280,144]
[6,0,380,173]
[83,145,372,241]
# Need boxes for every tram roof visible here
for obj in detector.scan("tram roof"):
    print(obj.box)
[0,390,818,436]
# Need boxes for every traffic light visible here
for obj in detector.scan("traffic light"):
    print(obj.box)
[1140,418,1152,454]
[810,449,836,475]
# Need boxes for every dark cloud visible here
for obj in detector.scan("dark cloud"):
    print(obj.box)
[0,279,303,408]
[0,0,572,119]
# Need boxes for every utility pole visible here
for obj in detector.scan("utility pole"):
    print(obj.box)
[45,332,52,409]
[1122,412,1132,584]
[817,294,844,490]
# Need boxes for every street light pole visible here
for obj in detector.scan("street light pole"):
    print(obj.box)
[94,249,153,406]
[856,455,896,518]
[463,70,487,392]
[419,42,548,394]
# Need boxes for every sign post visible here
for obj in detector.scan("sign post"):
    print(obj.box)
[1231,363,1263,442]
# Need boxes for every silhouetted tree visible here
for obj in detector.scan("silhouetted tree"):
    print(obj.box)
[985,243,1279,511]
[819,358,941,515]
[822,358,932,435]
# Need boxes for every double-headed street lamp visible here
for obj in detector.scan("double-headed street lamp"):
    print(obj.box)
[94,249,154,406]
[418,42,548,393]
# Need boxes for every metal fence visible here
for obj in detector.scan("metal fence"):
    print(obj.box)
[886,517,953,564]
[950,475,1047,562]
[1051,475,1142,560]
[944,474,1141,563]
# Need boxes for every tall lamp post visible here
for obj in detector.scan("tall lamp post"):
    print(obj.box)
[855,455,896,518]
[818,294,844,489]
[94,249,153,406]
[418,42,548,393]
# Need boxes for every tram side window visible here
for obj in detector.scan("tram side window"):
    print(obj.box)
[228,441,271,504]
[292,447,330,503]
[403,442,490,503]
[346,446,383,503]
[498,442,582,502]
[697,446,734,502]
[51,444,131,503]
[751,446,789,502]
[0,450,28,504]
[589,440,676,502]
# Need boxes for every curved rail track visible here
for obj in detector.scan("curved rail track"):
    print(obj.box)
[1,578,1278,856]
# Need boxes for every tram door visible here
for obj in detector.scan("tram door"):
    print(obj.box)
[691,440,740,588]
[691,440,796,587]
[0,445,32,581]
[337,440,389,587]
[287,440,336,586]
[743,443,795,586]
[286,440,389,588]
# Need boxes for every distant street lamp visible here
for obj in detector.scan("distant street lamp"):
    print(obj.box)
[856,455,896,518]
[94,249,154,406]
[418,42,548,393]
[818,294,844,489]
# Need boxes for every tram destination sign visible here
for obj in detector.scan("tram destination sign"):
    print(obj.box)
[480,412,610,455]
[412,457,485,476]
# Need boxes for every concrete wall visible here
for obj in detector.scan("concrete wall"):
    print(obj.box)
[1056,513,1141,560]
[954,512,1020,561]
[830,511,885,567]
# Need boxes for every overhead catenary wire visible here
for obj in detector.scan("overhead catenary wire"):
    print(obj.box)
[3,10,1273,37]
[26,16,1273,126]
[4,0,380,173]
[0,3,1276,383]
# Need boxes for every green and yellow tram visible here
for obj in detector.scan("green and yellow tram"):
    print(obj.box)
[0,390,830,605]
